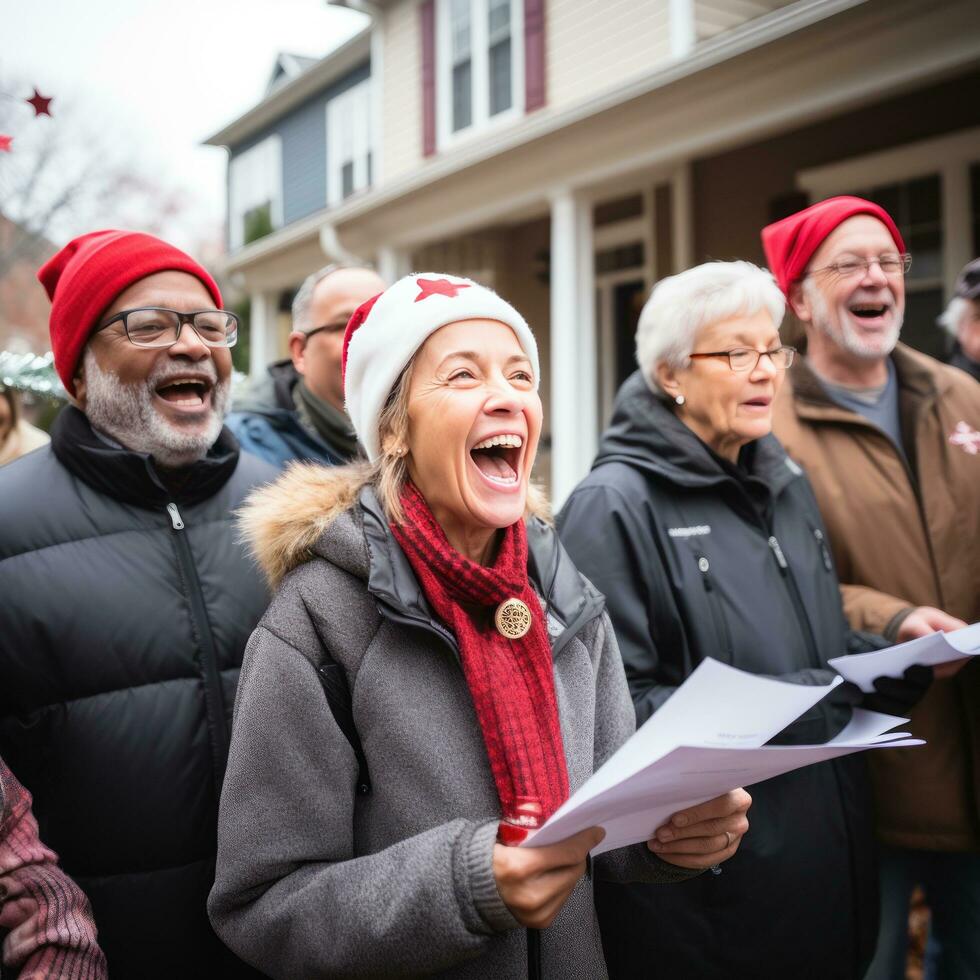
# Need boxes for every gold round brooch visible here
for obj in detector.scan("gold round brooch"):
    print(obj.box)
[494,598,532,639]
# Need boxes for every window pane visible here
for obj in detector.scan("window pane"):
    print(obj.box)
[902,287,946,360]
[851,175,942,286]
[243,202,273,245]
[341,162,355,200]
[595,242,645,275]
[489,38,512,115]
[451,0,471,63]
[488,0,510,37]
[594,194,644,227]
[452,60,472,131]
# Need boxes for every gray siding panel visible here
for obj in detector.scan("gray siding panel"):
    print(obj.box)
[280,97,328,223]
[227,60,371,237]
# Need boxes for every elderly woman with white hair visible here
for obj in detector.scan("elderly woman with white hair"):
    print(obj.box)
[559,261,900,979]
[207,273,751,979]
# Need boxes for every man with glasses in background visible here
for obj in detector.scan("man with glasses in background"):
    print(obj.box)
[226,263,386,468]
[0,230,274,978]
[764,198,980,979]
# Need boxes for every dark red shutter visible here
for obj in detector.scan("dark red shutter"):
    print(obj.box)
[524,0,546,112]
[421,0,437,156]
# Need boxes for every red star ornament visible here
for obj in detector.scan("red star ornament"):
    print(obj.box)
[414,277,471,302]
[0,134,12,153]
[26,89,53,117]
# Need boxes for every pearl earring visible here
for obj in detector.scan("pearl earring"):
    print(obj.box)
[675,395,685,406]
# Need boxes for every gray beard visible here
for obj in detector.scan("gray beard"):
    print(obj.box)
[81,348,230,469]
[804,279,903,360]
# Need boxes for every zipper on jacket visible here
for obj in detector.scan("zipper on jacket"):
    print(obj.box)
[812,528,833,572]
[767,536,788,572]
[767,534,821,669]
[696,555,734,661]
[166,501,229,796]
[527,928,542,980]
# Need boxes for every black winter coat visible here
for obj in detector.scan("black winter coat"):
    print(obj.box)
[558,372,880,980]
[0,407,274,979]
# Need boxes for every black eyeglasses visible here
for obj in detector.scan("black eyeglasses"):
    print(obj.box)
[803,253,913,281]
[303,322,347,341]
[97,307,239,349]
[688,346,796,372]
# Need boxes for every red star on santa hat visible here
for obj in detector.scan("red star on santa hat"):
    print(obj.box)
[0,134,12,153]
[414,277,471,302]
[26,89,53,117]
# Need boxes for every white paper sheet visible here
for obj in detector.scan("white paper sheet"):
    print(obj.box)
[828,622,980,693]
[520,659,922,855]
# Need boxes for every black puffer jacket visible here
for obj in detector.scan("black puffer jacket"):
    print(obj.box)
[558,372,880,980]
[0,407,274,979]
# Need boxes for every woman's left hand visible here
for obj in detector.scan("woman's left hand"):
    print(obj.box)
[647,788,751,869]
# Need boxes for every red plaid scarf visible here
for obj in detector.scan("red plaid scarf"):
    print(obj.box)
[390,482,569,843]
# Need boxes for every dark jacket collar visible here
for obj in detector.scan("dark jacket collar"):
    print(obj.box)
[51,405,240,509]
[594,370,802,498]
[357,486,604,656]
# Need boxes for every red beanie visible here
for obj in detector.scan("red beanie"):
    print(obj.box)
[37,229,222,395]
[761,196,905,298]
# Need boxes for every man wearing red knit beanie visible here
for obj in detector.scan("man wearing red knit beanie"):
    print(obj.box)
[763,199,980,979]
[0,229,275,979]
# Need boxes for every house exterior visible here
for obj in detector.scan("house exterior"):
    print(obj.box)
[205,0,980,503]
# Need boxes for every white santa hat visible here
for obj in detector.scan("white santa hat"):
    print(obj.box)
[341,273,540,462]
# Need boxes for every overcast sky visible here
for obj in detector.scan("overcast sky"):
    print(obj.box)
[1,0,368,249]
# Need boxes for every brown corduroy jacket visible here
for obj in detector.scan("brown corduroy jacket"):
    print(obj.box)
[772,343,980,852]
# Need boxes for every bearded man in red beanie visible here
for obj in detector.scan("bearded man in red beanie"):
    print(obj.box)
[0,230,275,978]
[764,198,980,979]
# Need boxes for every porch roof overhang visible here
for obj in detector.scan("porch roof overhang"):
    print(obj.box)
[224,0,980,285]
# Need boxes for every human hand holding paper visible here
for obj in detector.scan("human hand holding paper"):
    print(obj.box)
[521,659,921,857]
[829,621,979,692]
[648,788,751,868]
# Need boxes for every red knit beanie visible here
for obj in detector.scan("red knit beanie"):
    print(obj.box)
[37,229,222,396]
[761,196,905,298]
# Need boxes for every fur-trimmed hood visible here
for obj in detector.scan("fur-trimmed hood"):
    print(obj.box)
[238,461,369,590]
[238,462,552,591]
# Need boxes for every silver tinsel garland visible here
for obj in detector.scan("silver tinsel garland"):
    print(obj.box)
[0,351,67,399]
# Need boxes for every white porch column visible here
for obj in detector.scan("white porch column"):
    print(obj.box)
[376,245,411,285]
[248,290,278,378]
[549,189,597,510]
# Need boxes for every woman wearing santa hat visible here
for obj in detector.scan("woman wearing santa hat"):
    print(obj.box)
[207,273,750,978]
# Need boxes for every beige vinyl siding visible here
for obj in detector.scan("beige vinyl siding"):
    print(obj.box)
[695,0,796,42]
[548,0,671,109]
[382,0,424,182]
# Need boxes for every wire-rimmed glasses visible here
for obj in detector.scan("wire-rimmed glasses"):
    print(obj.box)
[688,346,797,372]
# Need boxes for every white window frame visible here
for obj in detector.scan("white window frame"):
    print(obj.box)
[326,78,373,209]
[228,135,283,251]
[797,127,980,300]
[435,0,525,152]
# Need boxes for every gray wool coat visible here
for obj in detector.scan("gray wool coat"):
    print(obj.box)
[208,466,695,979]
